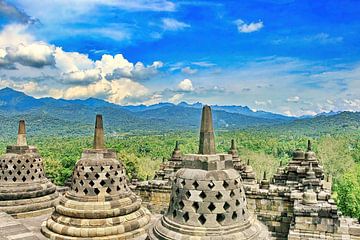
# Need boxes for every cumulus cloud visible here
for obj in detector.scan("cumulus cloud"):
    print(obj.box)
[287,96,300,102]
[0,24,165,105]
[178,79,194,91]
[5,42,55,68]
[162,18,190,31]
[235,19,263,33]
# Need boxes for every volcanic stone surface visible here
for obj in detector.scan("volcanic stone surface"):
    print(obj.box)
[41,115,152,240]
[0,120,59,218]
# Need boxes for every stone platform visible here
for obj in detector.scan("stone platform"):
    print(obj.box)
[0,211,48,240]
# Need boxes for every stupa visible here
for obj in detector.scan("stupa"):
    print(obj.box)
[149,106,269,239]
[0,120,59,218]
[41,115,152,239]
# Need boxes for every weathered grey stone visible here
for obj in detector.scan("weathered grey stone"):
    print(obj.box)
[0,120,59,218]
[41,115,152,240]
[149,106,269,239]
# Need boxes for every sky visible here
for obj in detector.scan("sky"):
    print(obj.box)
[0,0,360,116]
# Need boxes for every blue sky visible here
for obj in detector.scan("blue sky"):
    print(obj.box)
[0,0,360,116]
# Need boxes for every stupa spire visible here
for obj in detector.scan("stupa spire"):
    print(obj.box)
[307,140,312,151]
[175,140,180,151]
[231,139,236,150]
[198,105,216,155]
[93,114,104,149]
[17,119,27,146]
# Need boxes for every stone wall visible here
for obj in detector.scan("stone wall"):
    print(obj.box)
[246,188,293,239]
[134,184,171,214]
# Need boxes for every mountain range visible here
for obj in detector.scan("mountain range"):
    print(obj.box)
[0,87,358,137]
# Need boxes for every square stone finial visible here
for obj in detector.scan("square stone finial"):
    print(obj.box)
[17,119,27,146]
[93,114,105,150]
[198,105,216,155]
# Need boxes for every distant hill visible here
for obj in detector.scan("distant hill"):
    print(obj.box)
[0,87,358,137]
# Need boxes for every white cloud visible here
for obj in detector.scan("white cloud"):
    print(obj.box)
[0,24,165,105]
[178,79,194,91]
[255,100,272,106]
[235,19,263,33]
[287,96,300,102]
[168,93,184,103]
[162,18,190,31]
[181,66,197,74]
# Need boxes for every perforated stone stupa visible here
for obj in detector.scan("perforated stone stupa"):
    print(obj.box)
[41,115,152,240]
[149,106,269,240]
[0,120,59,218]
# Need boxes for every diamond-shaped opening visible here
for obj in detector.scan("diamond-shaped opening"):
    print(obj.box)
[76,172,80,177]
[116,186,121,191]
[105,172,110,178]
[235,199,240,206]
[234,179,239,185]
[192,181,199,189]
[181,179,186,187]
[100,166,105,171]
[8,170,12,175]
[192,202,199,212]
[185,190,191,199]
[223,202,230,211]
[242,209,246,215]
[183,212,190,222]
[223,181,229,189]
[110,165,114,170]
[216,213,225,223]
[111,179,115,184]
[90,166,94,171]
[199,191,207,199]
[208,202,216,212]
[30,164,33,168]
[79,180,84,186]
[74,187,78,193]
[230,190,235,198]
[114,171,119,176]
[175,188,180,195]
[94,188,100,195]
[83,188,88,195]
[84,173,89,179]
[232,211,238,220]
[22,176,26,182]
[26,159,29,163]
[31,176,35,180]
[215,192,223,200]
[198,214,206,225]
[89,180,95,187]
[34,169,38,173]
[106,187,112,194]
[100,179,106,187]
[22,165,26,170]
[17,160,21,164]
[95,173,100,179]
[178,200,185,210]
[12,176,17,182]
[172,210,177,218]
[4,177,7,181]
[13,165,17,169]
[208,181,215,189]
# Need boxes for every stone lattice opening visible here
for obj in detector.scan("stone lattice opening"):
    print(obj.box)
[216,213,225,223]
[208,202,216,212]
[198,214,206,225]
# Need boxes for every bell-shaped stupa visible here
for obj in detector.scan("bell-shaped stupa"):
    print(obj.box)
[41,115,152,239]
[0,120,59,218]
[149,106,269,239]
